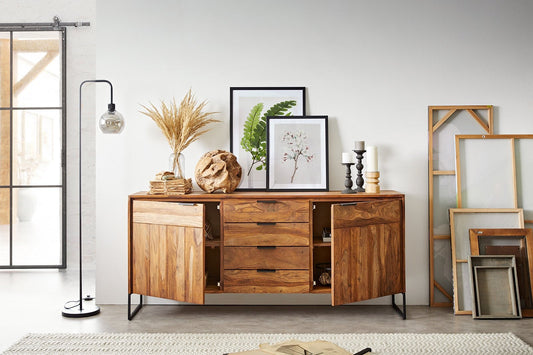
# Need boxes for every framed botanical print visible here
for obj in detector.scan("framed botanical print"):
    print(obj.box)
[230,87,306,190]
[266,116,328,191]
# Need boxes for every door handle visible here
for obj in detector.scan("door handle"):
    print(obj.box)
[339,202,358,206]
[256,222,276,226]
[256,246,276,249]
[257,200,277,204]
[257,269,276,273]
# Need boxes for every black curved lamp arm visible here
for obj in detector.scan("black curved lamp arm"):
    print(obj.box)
[80,79,114,112]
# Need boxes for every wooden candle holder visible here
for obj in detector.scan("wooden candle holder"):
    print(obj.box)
[365,171,380,193]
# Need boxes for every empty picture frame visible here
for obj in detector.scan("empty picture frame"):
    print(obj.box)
[469,228,533,316]
[456,135,533,224]
[449,208,524,314]
[468,255,521,319]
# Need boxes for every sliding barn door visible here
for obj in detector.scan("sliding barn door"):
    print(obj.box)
[331,199,404,306]
[131,200,205,304]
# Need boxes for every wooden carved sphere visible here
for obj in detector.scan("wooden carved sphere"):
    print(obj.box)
[195,150,242,193]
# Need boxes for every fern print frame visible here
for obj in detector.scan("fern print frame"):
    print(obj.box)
[266,116,329,191]
[230,87,306,190]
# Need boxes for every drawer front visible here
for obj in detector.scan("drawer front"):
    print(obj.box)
[224,270,310,293]
[224,223,309,246]
[223,199,309,223]
[224,247,309,269]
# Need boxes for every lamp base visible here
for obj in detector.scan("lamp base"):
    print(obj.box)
[62,302,100,318]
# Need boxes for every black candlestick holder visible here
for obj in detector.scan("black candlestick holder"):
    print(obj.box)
[353,149,366,192]
[342,163,356,194]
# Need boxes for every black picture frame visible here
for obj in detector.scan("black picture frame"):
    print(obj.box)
[230,87,306,190]
[266,116,329,192]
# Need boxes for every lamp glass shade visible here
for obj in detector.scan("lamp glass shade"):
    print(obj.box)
[99,109,124,134]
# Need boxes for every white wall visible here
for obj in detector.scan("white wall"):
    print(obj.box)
[0,2,96,284]
[96,0,533,304]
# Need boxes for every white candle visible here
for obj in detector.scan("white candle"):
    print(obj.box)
[354,141,365,151]
[366,146,378,171]
[342,152,354,164]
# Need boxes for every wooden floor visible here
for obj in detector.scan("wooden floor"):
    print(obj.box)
[1,270,532,352]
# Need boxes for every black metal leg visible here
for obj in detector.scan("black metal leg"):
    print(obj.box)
[128,293,143,320]
[391,292,406,319]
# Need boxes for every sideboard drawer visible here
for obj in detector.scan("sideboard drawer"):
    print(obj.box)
[223,199,310,223]
[224,222,309,246]
[224,269,310,293]
[224,247,309,269]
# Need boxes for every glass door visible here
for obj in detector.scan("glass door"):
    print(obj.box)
[0,28,66,268]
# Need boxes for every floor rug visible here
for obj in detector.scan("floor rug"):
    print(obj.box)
[4,332,532,354]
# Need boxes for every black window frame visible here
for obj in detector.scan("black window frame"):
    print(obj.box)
[0,26,67,269]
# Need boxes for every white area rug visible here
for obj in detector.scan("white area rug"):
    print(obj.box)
[4,333,532,354]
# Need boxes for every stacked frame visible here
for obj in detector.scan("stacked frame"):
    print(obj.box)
[449,209,524,315]
[456,134,533,229]
[469,228,533,317]
[428,106,493,307]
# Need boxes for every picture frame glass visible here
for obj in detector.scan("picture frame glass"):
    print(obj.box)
[230,87,305,190]
[267,116,328,191]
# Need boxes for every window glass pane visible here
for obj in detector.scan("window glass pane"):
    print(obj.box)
[0,109,9,185]
[0,188,9,265]
[12,187,61,265]
[12,109,61,185]
[0,32,10,108]
[12,31,61,108]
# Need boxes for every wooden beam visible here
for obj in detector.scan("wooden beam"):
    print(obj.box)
[432,109,456,133]
[13,51,58,96]
[12,39,59,53]
[467,109,490,133]
[434,235,451,240]
[429,105,492,110]
[511,138,518,208]
[433,170,455,176]
[434,280,453,301]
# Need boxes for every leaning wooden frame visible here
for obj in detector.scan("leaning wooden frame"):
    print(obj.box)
[449,208,524,315]
[428,106,493,307]
[455,134,533,223]
[469,228,533,317]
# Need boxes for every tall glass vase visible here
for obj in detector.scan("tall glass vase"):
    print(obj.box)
[169,152,185,179]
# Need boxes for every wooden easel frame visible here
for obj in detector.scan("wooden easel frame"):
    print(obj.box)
[428,106,493,307]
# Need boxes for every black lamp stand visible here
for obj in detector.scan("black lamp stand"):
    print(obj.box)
[62,80,117,318]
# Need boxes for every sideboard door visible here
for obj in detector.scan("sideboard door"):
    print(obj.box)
[131,200,205,304]
[331,199,404,306]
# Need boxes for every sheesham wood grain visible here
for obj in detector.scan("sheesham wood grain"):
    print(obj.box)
[222,199,310,223]
[132,223,205,303]
[224,247,309,269]
[332,199,401,228]
[332,200,404,306]
[132,200,203,227]
[224,223,310,246]
[224,270,310,293]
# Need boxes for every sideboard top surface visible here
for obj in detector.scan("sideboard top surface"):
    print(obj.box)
[129,190,404,202]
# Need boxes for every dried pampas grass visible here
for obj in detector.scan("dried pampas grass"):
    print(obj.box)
[140,90,219,179]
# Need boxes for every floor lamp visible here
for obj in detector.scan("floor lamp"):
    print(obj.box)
[62,79,124,318]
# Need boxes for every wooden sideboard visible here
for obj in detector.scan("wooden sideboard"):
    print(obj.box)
[128,191,406,319]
